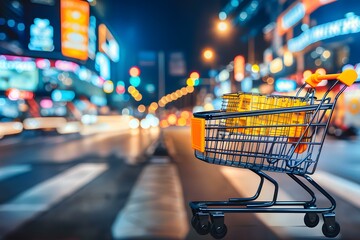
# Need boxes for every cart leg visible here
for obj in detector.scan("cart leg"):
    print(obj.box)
[210,212,227,239]
[229,169,264,202]
[287,173,316,206]
[302,175,339,237]
[288,174,320,227]
[303,174,336,211]
[247,170,279,207]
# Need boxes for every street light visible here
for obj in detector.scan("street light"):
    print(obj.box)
[202,48,215,62]
[217,21,229,32]
[216,20,231,35]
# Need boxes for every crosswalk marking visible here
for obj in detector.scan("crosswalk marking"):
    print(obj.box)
[0,165,31,181]
[312,171,360,209]
[111,158,189,239]
[220,167,340,239]
[0,163,107,239]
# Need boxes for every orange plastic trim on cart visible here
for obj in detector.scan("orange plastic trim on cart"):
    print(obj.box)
[191,118,205,152]
[305,69,357,88]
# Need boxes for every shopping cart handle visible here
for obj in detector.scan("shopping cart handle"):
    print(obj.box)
[305,69,358,88]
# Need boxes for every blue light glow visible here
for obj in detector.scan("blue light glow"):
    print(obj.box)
[129,76,141,87]
[288,13,360,52]
[281,3,305,30]
[51,90,75,102]
[275,79,297,92]
[241,77,253,92]
[219,12,227,20]
[231,0,239,7]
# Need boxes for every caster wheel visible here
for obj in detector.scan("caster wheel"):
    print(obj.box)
[322,222,340,238]
[191,215,210,235]
[210,224,227,239]
[304,213,319,228]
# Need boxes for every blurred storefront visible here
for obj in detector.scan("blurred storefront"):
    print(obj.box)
[0,0,119,125]
[260,0,360,136]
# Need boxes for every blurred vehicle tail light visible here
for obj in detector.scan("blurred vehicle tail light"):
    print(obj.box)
[56,121,81,134]
[140,119,151,129]
[6,89,34,100]
[0,122,23,137]
[81,115,131,135]
[23,117,67,130]
[129,118,140,129]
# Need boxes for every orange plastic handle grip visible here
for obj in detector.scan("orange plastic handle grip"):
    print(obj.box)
[305,69,358,88]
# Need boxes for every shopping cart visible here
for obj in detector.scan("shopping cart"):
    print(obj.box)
[189,69,358,239]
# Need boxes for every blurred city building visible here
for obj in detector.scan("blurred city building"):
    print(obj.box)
[0,0,119,124]
[206,0,360,137]
[0,0,121,135]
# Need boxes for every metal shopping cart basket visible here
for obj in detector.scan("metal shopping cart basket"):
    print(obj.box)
[189,69,358,239]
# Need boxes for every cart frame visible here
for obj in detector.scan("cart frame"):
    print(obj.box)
[189,70,358,239]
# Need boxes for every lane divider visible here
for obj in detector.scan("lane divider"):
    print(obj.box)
[111,158,188,239]
[0,165,31,182]
[0,163,108,239]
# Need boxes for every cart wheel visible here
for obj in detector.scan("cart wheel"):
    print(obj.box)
[192,217,210,235]
[210,224,227,239]
[304,213,319,228]
[322,221,340,238]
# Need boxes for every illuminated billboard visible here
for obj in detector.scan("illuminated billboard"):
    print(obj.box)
[277,0,336,36]
[61,0,89,60]
[28,18,54,52]
[0,56,39,91]
[98,24,119,62]
[234,55,245,81]
[288,13,360,52]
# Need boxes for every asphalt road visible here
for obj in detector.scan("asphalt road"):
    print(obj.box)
[0,127,359,240]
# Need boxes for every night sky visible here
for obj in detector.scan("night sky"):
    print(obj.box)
[94,0,269,78]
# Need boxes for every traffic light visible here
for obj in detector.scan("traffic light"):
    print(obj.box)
[129,66,141,87]
[116,81,126,94]
[130,76,141,87]
[187,71,200,86]
[129,66,140,77]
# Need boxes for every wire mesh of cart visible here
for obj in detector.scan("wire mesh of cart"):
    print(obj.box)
[189,69,358,239]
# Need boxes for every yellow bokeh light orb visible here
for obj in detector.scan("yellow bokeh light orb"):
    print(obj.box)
[167,114,177,125]
[177,117,187,126]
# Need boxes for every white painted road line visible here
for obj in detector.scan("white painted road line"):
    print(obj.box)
[221,167,340,239]
[0,165,31,182]
[313,171,360,209]
[0,163,108,239]
[112,158,189,239]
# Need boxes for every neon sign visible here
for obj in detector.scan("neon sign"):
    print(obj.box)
[234,55,245,82]
[275,78,297,92]
[281,3,305,30]
[95,52,110,80]
[99,24,119,62]
[28,18,54,52]
[288,13,360,52]
[61,0,89,60]
[0,59,36,71]
[88,16,97,60]
[277,0,336,36]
